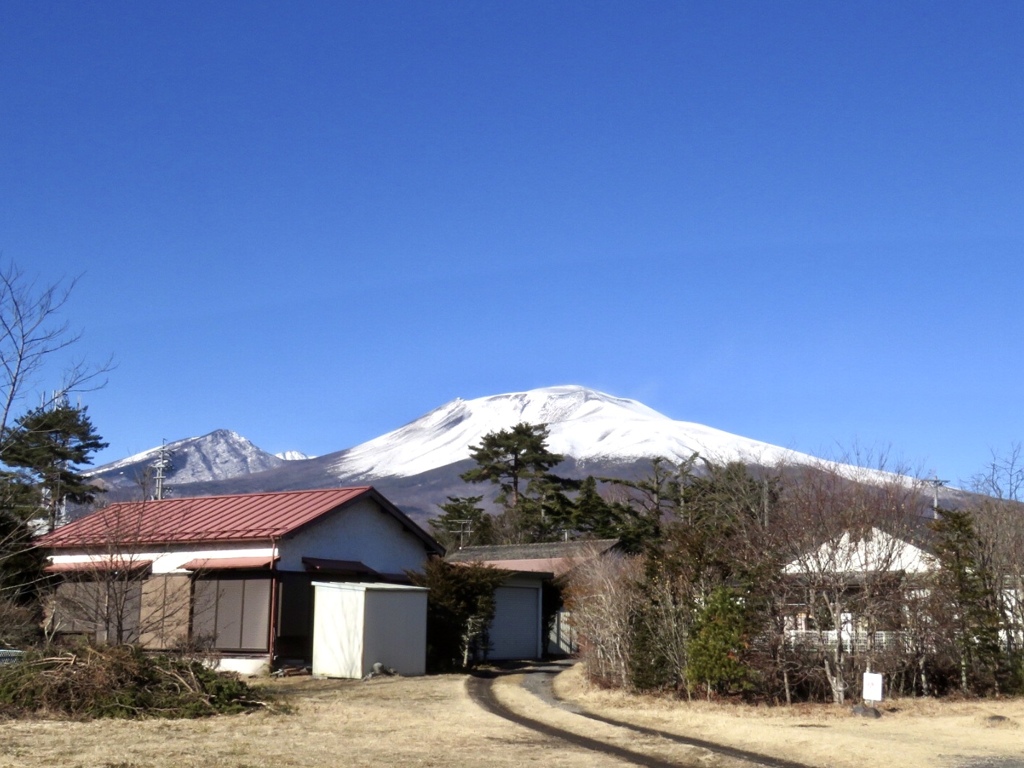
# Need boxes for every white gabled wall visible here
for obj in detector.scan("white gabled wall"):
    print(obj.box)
[783,527,935,575]
[278,497,432,575]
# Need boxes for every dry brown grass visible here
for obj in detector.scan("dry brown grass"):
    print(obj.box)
[0,673,623,768]
[551,664,1024,768]
[1,667,1022,768]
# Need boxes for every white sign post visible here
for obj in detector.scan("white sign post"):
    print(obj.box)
[862,671,883,704]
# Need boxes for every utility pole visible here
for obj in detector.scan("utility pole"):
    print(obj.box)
[926,474,947,517]
[152,440,172,500]
[448,519,473,549]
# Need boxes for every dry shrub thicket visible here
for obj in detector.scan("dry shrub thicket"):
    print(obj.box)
[564,550,643,688]
[565,452,1024,704]
[0,644,272,719]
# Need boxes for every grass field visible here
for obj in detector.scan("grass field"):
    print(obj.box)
[551,665,1024,768]
[1,666,1021,768]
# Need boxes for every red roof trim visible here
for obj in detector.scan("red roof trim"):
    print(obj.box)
[182,556,278,571]
[45,558,153,574]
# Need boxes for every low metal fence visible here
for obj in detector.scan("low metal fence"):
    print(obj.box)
[0,649,24,665]
[786,630,905,653]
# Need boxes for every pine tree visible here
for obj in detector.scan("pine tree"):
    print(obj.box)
[605,455,697,551]
[461,423,564,509]
[572,476,622,539]
[3,402,107,532]
[675,461,777,596]
[687,586,752,698]
[461,422,567,543]
[930,508,1005,694]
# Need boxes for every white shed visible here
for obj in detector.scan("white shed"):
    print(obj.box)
[312,581,428,678]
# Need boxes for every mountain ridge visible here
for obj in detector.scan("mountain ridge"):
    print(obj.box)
[322,385,819,481]
[86,385,948,522]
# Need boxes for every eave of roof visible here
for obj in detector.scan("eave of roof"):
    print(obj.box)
[452,557,572,578]
[302,557,379,576]
[45,558,154,573]
[449,561,555,580]
[182,556,278,571]
[446,538,620,563]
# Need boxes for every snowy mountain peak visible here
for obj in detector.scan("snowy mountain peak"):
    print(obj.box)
[90,428,284,491]
[327,385,811,480]
[85,385,920,515]
[476,385,665,424]
[276,450,313,461]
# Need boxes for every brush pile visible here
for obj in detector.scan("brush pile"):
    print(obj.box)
[0,645,273,719]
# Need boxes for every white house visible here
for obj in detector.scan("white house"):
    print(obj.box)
[781,526,936,651]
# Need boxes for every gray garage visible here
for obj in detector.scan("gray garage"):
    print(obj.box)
[488,575,545,660]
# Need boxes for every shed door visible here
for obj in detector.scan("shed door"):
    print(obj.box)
[489,586,540,660]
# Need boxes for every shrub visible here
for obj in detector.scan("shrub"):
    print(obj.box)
[0,644,273,719]
[409,559,508,671]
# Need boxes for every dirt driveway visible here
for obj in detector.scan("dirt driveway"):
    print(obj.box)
[529,663,1024,768]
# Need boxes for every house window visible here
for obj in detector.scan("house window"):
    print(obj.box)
[139,574,192,649]
[53,578,142,645]
[192,575,271,651]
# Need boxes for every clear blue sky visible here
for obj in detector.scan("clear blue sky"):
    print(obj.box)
[2,2,1021,486]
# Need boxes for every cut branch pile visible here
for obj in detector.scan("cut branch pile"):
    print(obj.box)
[0,645,275,719]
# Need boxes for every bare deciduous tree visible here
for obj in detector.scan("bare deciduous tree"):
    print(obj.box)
[0,262,111,455]
[0,261,112,624]
[563,549,643,689]
[968,445,1024,661]
[775,457,929,704]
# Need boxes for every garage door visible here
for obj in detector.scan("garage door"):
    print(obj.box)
[489,586,540,660]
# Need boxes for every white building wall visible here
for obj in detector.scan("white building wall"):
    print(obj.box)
[278,497,431,575]
[312,583,366,679]
[48,545,275,574]
[783,527,936,575]
[311,582,427,678]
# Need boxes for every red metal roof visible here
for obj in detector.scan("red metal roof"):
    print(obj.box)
[38,487,377,549]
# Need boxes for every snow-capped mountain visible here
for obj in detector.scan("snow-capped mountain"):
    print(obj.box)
[327,385,817,480]
[87,386,925,519]
[89,429,285,494]
[276,450,313,461]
